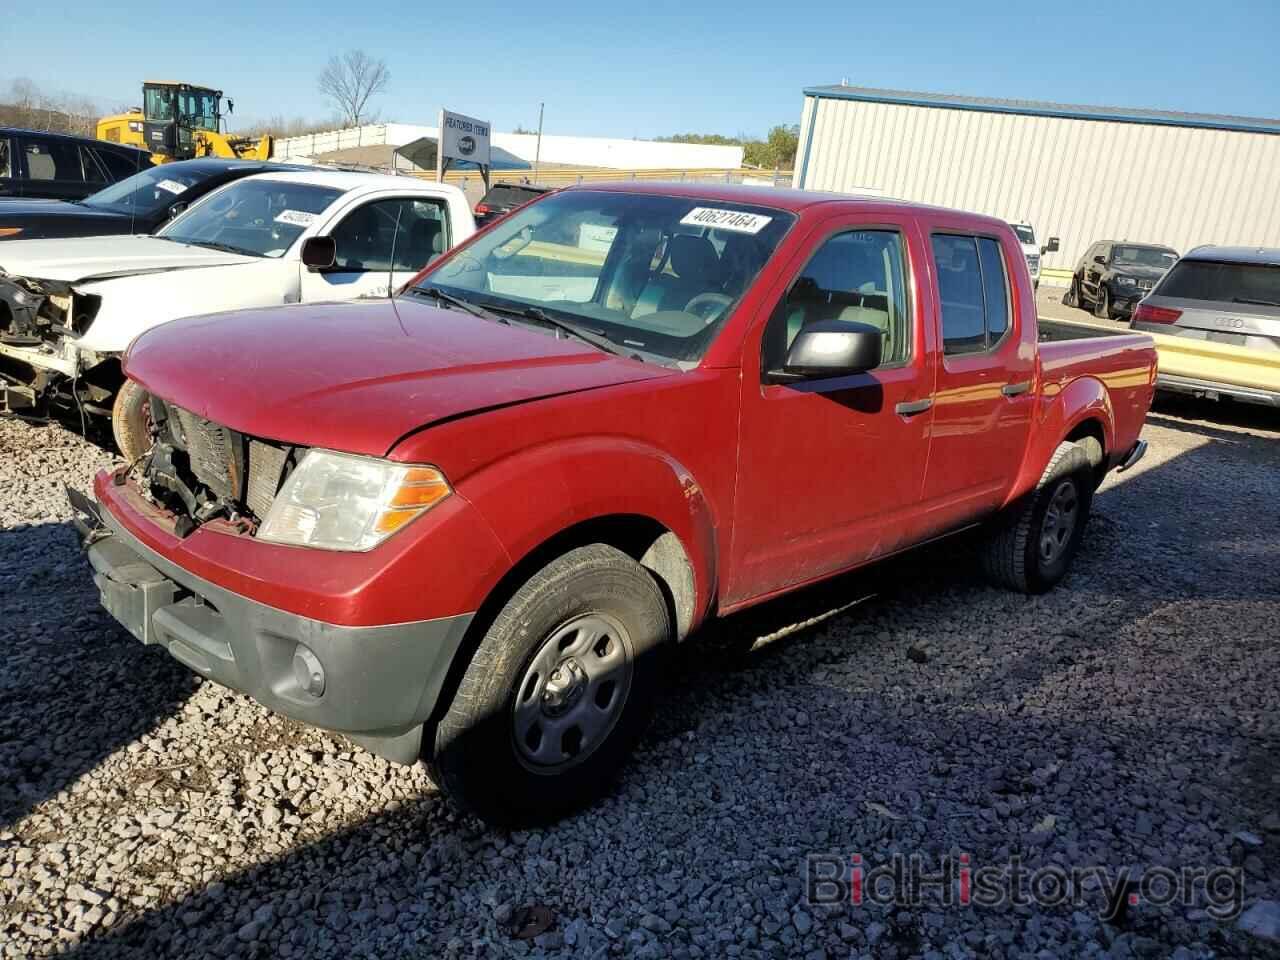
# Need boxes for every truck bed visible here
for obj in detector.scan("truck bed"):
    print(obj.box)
[1035,317,1157,461]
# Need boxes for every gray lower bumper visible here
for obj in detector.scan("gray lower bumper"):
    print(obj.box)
[1155,373,1280,408]
[86,510,474,764]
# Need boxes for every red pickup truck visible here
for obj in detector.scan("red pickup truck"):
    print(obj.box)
[77,183,1156,824]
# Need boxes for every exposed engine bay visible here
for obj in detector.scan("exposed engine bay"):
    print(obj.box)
[0,273,108,417]
[142,396,300,536]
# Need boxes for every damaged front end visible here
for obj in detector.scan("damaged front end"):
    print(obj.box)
[141,397,301,537]
[0,273,106,417]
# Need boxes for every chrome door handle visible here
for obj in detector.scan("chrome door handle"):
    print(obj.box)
[895,398,933,416]
[1001,381,1032,397]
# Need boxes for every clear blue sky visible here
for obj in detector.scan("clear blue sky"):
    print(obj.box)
[3,0,1278,138]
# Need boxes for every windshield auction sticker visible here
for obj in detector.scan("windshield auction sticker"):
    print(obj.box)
[155,179,186,195]
[679,207,772,235]
[274,210,318,227]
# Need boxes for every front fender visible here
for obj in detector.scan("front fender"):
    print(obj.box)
[453,436,719,634]
[1010,375,1114,503]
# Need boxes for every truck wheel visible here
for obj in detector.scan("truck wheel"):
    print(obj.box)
[1093,286,1112,319]
[1063,276,1081,307]
[980,441,1096,594]
[428,544,672,825]
[111,379,153,463]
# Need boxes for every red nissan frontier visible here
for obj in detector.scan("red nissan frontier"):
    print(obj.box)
[75,183,1156,824]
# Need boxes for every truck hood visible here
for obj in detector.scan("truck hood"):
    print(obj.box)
[125,297,676,457]
[0,235,255,283]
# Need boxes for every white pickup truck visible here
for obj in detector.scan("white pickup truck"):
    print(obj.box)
[0,169,474,454]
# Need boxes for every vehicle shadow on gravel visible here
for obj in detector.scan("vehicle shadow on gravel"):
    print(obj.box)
[0,519,198,831]
[53,435,1280,959]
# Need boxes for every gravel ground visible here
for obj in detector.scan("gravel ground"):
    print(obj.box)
[1,396,1279,960]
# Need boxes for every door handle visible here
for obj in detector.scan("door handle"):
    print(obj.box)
[895,398,933,416]
[1001,381,1032,397]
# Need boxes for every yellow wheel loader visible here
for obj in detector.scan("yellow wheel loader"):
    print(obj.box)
[97,82,272,164]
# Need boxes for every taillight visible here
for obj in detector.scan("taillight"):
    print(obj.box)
[474,203,491,215]
[1132,303,1182,324]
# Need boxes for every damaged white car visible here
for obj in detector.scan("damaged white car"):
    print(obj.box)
[0,170,474,456]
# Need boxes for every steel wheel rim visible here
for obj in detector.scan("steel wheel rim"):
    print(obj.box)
[1039,479,1080,565]
[512,612,634,773]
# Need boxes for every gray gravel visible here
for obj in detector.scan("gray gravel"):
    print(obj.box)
[1,399,1279,959]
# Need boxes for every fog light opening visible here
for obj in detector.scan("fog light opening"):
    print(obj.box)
[292,645,326,698]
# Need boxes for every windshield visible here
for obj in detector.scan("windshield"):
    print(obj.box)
[82,164,207,216]
[1113,245,1178,268]
[1011,225,1035,245]
[159,179,343,258]
[176,88,220,132]
[415,190,795,366]
[1158,260,1280,304]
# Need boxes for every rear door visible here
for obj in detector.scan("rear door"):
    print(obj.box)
[916,221,1035,535]
[728,210,937,604]
[17,136,93,200]
[300,195,452,301]
[1147,257,1280,352]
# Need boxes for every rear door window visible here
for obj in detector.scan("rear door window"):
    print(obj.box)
[1159,260,1280,305]
[0,137,12,179]
[21,138,84,182]
[932,234,1011,356]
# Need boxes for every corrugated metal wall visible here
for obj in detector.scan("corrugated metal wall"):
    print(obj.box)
[794,95,1280,275]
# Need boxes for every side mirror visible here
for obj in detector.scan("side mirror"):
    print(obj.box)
[301,235,336,271]
[1042,236,1060,254]
[778,319,882,379]
[1093,255,1107,265]
[168,201,187,220]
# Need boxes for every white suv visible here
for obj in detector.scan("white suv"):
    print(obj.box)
[0,170,474,451]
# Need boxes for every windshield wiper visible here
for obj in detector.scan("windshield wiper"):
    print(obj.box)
[411,286,508,323]
[1233,296,1280,307]
[182,239,259,257]
[501,305,628,357]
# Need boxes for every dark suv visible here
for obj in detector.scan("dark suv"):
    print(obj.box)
[0,128,152,202]
[1064,241,1179,320]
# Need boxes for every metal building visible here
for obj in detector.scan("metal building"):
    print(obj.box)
[794,85,1280,281]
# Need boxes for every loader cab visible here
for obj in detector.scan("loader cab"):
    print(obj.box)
[142,82,223,161]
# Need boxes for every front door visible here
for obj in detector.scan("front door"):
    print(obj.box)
[300,196,451,302]
[728,215,936,606]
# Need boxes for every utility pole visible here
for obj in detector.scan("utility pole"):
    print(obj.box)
[533,102,544,185]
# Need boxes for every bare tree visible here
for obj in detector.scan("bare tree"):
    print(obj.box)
[318,50,390,128]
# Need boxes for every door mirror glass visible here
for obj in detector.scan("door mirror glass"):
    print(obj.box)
[781,319,883,378]
[1043,236,1060,254]
[301,235,336,270]
[1093,254,1106,265]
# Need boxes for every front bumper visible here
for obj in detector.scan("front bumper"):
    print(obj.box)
[80,492,474,764]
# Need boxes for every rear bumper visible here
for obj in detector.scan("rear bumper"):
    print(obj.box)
[1155,373,1280,408]
[84,498,474,764]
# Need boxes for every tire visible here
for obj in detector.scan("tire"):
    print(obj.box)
[1063,276,1081,308]
[1094,285,1112,319]
[428,544,672,825]
[111,379,152,463]
[980,441,1096,594]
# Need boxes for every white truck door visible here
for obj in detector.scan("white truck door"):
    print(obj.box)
[299,196,453,302]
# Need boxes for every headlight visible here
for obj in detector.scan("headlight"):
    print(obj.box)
[1116,276,1137,286]
[257,450,451,551]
